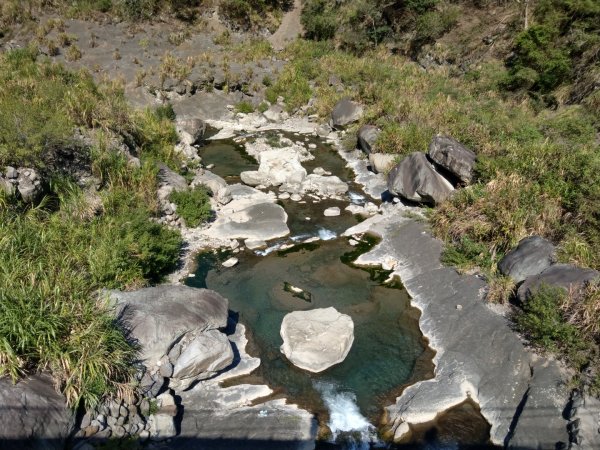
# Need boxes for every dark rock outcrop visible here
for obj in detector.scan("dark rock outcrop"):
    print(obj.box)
[427,135,476,185]
[387,152,453,205]
[0,374,73,450]
[498,236,556,283]
[357,125,381,154]
[331,98,363,129]
[517,263,600,303]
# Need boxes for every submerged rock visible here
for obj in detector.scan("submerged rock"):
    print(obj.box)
[427,135,476,185]
[387,152,453,205]
[498,236,556,283]
[280,307,354,373]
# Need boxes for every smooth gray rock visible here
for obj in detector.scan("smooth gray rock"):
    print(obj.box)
[205,201,290,241]
[331,98,363,129]
[368,153,396,174]
[0,374,73,449]
[193,170,226,194]
[158,164,188,192]
[498,236,556,283]
[110,286,229,366]
[507,360,570,449]
[517,263,600,303]
[171,329,234,381]
[280,307,354,373]
[344,209,569,447]
[387,152,453,205]
[428,134,476,184]
[357,125,381,154]
[176,118,206,146]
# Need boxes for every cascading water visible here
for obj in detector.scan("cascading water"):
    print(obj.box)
[315,381,381,450]
[317,228,337,240]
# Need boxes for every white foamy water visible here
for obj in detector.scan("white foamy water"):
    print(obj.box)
[255,244,282,256]
[315,382,380,450]
[348,191,366,205]
[318,228,337,241]
[291,234,312,242]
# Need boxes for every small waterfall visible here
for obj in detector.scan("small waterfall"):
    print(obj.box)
[348,191,366,205]
[315,381,381,450]
[318,228,337,241]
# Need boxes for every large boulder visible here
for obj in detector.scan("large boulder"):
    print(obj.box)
[498,236,556,283]
[331,98,363,129]
[517,264,600,303]
[428,135,476,185]
[176,117,206,146]
[205,201,290,241]
[0,374,73,450]
[357,125,381,154]
[387,152,453,205]
[301,174,348,197]
[110,286,229,367]
[368,153,396,174]
[192,169,231,204]
[241,149,307,188]
[170,329,234,383]
[280,307,354,373]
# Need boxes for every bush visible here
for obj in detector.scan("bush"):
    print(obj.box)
[0,50,184,408]
[169,186,212,227]
[516,285,583,352]
[235,100,254,113]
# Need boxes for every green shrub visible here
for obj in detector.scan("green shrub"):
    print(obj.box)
[516,285,583,352]
[0,50,184,408]
[235,100,254,114]
[169,186,212,227]
[415,7,459,43]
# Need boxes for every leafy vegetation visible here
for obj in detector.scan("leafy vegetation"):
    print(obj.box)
[0,48,183,407]
[503,0,600,104]
[169,186,212,227]
[516,284,599,386]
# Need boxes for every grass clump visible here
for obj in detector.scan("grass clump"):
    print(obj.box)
[169,186,211,227]
[0,49,184,408]
[516,283,600,381]
[235,100,254,114]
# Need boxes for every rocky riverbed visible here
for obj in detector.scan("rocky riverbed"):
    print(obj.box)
[2,7,599,450]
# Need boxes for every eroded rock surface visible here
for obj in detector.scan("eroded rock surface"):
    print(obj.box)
[110,286,229,367]
[387,152,453,205]
[344,207,570,448]
[427,135,476,184]
[280,307,354,373]
[0,374,73,450]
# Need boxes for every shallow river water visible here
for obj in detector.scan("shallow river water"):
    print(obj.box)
[186,133,495,449]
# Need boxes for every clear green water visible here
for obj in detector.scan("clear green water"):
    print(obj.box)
[199,139,258,183]
[186,239,426,420]
[190,132,495,448]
